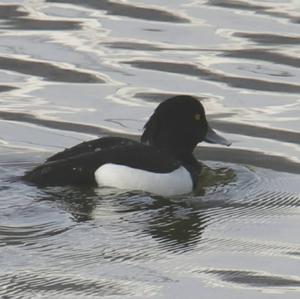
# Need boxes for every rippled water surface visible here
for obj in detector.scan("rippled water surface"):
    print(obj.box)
[0,0,300,298]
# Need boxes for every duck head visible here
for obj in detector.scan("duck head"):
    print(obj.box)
[141,95,230,161]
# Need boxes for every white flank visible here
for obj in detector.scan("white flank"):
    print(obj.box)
[94,163,193,197]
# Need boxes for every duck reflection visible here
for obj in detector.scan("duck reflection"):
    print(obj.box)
[143,198,208,252]
[36,186,98,222]
[36,165,236,252]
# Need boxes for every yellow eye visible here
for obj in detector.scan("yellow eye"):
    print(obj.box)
[194,114,201,121]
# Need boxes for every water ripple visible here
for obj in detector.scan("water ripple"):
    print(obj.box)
[0,85,16,93]
[208,0,300,24]
[234,32,300,45]
[0,5,27,19]
[124,60,300,93]
[194,147,300,174]
[0,4,81,30]
[203,269,300,289]
[0,56,104,83]
[212,120,300,145]
[0,271,132,298]
[0,223,70,247]
[46,0,189,23]
[221,49,300,68]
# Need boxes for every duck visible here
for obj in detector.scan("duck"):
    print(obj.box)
[23,95,231,196]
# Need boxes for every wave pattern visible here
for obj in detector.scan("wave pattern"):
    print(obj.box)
[0,271,133,298]
[1,163,300,297]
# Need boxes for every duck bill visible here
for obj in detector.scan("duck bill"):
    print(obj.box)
[204,125,231,146]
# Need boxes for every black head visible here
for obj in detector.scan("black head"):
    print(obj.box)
[141,95,230,161]
[141,95,208,157]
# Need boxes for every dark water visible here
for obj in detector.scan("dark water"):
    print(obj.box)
[0,0,300,298]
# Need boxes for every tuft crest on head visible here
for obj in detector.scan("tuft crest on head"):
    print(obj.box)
[141,111,158,145]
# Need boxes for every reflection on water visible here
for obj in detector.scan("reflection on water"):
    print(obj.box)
[1,162,300,298]
[0,0,300,298]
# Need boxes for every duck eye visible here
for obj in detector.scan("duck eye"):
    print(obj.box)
[194,114,201,121]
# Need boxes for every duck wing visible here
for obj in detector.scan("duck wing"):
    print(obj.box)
[46,136,136,162]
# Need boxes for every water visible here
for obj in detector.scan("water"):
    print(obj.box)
[0,0,300,298]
